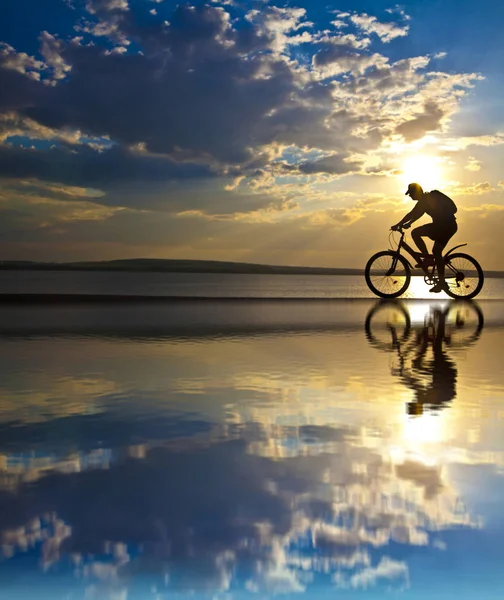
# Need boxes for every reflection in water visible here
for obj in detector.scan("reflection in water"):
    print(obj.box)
[0,301,502,599]
[365,301,484,415]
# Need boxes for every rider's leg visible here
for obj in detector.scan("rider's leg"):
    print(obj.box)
[411,225,430,256]
[429,221,458,293]
[433,240,447,284]
[411,224,435,267]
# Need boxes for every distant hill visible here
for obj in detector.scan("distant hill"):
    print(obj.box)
[0,258,364,276]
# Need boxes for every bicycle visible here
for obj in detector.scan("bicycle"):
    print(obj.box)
[365,225,484,299]
[365,299,484,352]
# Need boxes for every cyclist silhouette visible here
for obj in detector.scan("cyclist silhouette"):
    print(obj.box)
[402,308,457,415]
[391,183,458,293]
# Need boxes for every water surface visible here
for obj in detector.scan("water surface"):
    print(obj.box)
[2,270,504,299]
[0,299,503,599]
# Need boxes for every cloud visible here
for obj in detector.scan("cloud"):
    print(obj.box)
[0,143,217,188]
[440,133,504,151]
[85,0,129,15]
[350,13,409,43]
[396,100,446,142]
[0,0,488,261]
[0,2,479,176]
[297,153,362,175]
[39,32,72,81]
[0,43,45,81]
[451,181,493,195]
[465,156,481,171]
[245,6,312,52]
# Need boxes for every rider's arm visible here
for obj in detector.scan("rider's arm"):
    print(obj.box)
[393,203,425,228]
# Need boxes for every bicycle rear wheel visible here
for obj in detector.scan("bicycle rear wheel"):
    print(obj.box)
[365,251,411,298]
[443,301,484,346]
[444,253,484,299]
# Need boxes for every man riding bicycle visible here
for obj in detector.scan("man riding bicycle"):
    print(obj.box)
[391,182,458,293]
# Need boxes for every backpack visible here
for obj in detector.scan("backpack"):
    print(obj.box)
[429,189,457,216]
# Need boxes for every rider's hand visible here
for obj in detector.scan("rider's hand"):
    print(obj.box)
[390,224,399,231]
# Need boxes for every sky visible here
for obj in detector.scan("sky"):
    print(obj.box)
[1,0,504,268]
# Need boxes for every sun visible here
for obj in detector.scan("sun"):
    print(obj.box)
[400,154,445,192]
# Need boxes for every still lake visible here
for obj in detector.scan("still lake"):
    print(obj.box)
[0,273,503,598]
[1,270,504,299]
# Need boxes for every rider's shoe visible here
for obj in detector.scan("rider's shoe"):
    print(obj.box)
[429,281,449,294]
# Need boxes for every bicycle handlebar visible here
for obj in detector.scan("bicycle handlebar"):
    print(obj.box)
[391,223,411,232]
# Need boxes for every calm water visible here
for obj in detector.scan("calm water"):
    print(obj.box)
[2,270,504,299]
[1,298,504,599]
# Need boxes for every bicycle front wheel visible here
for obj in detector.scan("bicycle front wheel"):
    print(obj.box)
[365,251,411,298]
[444,253,484,299]
[364,300,411,350]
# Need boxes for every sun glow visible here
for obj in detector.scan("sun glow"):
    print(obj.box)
[400,154,445,192]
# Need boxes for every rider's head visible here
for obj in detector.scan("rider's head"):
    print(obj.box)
[405,182,423,201]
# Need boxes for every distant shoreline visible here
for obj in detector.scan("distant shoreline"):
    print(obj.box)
[0,258,363,276]
[0,258,503,278]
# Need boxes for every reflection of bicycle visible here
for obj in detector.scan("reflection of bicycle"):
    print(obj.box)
[365,300,484,414]
[365,226,484,299]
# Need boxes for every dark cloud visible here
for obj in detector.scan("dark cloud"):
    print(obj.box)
[395,100,445,142]
[0,60,46,111]
[0,143,216,187]
[314,42,366,68]
[0,2,380,177]
[298,153,362,174]
[15,5,296,164]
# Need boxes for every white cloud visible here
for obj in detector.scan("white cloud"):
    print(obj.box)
[0,42,45,80]
[465,156,481,171]
[441,133,504,151]
[39,32,72,81]
[451,181,493,195]
[85,0,129,14]
[350,13,409,43]
[246,6,312,52]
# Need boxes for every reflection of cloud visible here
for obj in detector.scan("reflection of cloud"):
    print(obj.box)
[0,425,479,596]
[1,514,71,569]
[336,556,409,589]
[395,459,444,499]
[0,375,118,424]
[0,448,114,491]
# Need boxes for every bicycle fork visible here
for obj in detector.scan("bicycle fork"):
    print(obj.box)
[386,252,401,277]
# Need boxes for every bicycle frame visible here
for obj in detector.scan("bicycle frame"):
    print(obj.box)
[389,230,468,278]
[390,232,418,269]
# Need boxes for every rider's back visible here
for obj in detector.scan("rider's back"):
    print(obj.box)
[423,190,457,221]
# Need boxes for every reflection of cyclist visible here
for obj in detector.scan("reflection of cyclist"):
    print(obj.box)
[391,183,458,294]
[404,309,457,415]
[365,300,483,416]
